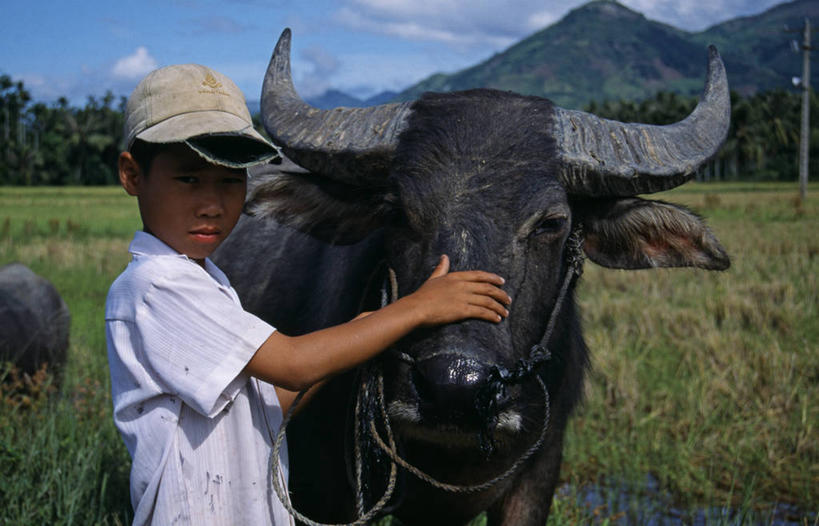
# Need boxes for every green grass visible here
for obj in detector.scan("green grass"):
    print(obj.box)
[564,183,818,522]
[0,186,138,525]
[0,183,816,525]
[0,187,139,239]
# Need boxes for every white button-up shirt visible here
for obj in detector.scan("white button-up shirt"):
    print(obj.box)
[106,231,293,526]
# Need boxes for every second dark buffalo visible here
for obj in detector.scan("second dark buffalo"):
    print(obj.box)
[0,263,70,379]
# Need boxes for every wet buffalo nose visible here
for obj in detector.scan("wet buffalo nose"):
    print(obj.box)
[413,354,490,424]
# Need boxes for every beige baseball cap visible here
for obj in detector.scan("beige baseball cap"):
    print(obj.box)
[124,63,279,168]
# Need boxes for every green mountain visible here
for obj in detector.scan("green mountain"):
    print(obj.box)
[394,0,818,109]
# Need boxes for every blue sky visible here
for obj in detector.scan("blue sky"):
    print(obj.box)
[2,0,785,105]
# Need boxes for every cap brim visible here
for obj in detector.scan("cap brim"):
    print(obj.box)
[135,110,280,168]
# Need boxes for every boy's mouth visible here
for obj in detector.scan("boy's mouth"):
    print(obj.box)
[189,227,221,242]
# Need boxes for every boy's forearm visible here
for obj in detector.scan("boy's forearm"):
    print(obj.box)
[245,296,423,391]
[245,258,510,392]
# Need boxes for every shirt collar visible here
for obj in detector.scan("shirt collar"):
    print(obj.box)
[203,257,231,288]
[128,230,185,258]
[127,231,231,288]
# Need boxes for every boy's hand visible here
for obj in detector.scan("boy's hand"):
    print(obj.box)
[405,255,511,327]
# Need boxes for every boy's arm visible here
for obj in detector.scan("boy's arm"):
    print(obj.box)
[245,255,510,401]
[272,309,374,414]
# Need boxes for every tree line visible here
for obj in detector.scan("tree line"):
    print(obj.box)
[1,72,816,185]
[1,74,125,185]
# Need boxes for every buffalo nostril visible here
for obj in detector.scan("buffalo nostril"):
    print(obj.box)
[413,354,491,424]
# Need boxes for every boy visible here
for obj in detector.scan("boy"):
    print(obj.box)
[106,64,511,526]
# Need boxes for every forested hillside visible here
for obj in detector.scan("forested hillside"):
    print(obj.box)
[395,0,818,109]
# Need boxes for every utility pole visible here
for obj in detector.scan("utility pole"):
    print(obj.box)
[798,19,811,201]
[789,19,812,201]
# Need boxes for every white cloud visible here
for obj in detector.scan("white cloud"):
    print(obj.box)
[112,47,158,80]
[291,45,342,97]
[526,10,560,32]
[328,51,454,98]
[336,0,786,51]
[335,5,524,51]
[301,46,340,77]
[351,0,456,17]
[621,0,783,31]
[338,1,581,49]
[13,64,136,105]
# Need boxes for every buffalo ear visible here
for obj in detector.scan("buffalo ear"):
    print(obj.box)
[244,157,394,245]
[572,196,729,270]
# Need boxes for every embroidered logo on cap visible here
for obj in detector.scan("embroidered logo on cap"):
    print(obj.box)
[199,72,228,96]
[201,73,222,90]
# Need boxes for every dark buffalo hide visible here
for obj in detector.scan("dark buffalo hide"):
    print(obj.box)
[0,263,70,377]
[214,29,731,526]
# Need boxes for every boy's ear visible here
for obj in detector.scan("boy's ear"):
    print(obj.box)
[572,196,730,270]
[118,151,142,196]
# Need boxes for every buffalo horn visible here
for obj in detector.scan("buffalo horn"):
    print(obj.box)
[553,46,730,196]
[261,29,413,185]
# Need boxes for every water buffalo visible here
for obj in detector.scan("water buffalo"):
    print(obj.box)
[0,263,70,378]
[213,29,730,526]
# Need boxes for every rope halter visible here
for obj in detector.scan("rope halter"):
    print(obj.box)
[269,226,585,525]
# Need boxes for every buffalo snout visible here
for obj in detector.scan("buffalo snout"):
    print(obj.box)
[413,353,510,427]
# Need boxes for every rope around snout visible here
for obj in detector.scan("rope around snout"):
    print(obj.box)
[367,367,550,494]
[268,227,584,525]
[269,363,550,526]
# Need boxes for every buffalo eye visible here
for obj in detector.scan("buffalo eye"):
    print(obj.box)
[531,215,568,238]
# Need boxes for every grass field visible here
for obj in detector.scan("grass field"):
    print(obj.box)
[0,183,816,525]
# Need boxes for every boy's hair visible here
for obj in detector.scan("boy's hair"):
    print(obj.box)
[130,139,173,176]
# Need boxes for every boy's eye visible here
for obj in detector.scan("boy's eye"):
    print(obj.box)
[223,169,247,185]
[175,176,199,184]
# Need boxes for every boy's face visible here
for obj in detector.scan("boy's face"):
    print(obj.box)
[119,143,247,265]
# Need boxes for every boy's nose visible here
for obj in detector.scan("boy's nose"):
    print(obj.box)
[196,188,224,217]
[197,204,222,217]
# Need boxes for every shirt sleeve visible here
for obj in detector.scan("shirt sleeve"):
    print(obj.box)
[134,267,275,417]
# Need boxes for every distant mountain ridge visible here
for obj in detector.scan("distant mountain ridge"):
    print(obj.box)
[304,89,400,109]
[288,0,816,111]
[397,1,707,109]
[247,90,399,114]
[395,0,818,109]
